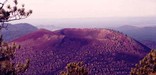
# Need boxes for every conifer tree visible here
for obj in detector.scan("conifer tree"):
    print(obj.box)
[60,62,88,75]
[0,0,32,75]
[130,50,156,75]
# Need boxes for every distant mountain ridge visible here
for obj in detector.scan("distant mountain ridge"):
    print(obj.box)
[37,25,62,31]
[114,25,156,42]
[2,23,38,42]
[13,28,150,75]
[113,25,156,49]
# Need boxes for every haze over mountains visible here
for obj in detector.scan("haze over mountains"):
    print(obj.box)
[12,28,150,75]
[11,17,156,27]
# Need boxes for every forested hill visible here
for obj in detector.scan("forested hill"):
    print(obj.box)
[13,28,150,75]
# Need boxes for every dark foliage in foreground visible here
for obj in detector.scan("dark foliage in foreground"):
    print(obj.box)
[0,0,32,74]
[0,35,30,75]
[60,62,88,75]
[0,0,32,23]
[130,50,156,75]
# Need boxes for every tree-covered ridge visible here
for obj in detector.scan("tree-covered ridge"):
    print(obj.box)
[130,50,156,75]
[13,29,150,75]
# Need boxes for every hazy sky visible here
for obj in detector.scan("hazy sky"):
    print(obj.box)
[3,0,156,19]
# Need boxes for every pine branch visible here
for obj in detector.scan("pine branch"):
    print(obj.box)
[0,0,8,9]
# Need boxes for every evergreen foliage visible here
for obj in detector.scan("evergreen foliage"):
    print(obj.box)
[130,50,156,75]
[0,35,30,75]
[0,0,32,75]
[60,62,88,75]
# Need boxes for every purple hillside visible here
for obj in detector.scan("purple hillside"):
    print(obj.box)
[13,28,150,75]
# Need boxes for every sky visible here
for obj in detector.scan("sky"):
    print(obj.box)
[1,0,156,27]
[2,0,156,19]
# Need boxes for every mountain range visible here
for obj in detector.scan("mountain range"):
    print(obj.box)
[30,24,156,49]
[1,23,38,42]
[113,25,156,49]
[4,23,156,49]
[0,23,155,74]
[13,28,150,75]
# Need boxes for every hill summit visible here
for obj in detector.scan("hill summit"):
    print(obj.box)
[13,28,150,75]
